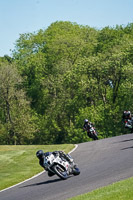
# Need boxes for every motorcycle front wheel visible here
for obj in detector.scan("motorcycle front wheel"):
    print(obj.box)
[53,165,68,180]
[87,132,98,140]
[93,133,98,140]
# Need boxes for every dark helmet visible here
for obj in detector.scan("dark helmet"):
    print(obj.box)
[36,150,44,159]
[84,119,89,123]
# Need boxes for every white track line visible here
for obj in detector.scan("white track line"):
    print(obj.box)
[0,144,78,193]
[69,144,78,154]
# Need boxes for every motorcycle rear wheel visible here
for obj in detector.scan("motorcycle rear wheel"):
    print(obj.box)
[73,167,80,176]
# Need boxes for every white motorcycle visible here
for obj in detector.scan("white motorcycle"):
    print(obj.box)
[43,153,80,180]
[87,124,98,140]
[124,119,133,132]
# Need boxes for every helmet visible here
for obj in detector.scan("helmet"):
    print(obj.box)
[123,111,131,117]
[36,150,44,159]
[84,119,89,123]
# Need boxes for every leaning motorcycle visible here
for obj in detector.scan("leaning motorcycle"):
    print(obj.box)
[87,125,98,140]
[124,119,133,132]
[43,153,80,180]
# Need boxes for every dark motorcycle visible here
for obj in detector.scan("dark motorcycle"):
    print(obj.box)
[43,153,80,180]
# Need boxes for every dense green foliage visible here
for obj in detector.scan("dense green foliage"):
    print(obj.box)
[1,21,133,144]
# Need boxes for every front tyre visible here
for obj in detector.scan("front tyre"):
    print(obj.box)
[93,134,98,140]
[53,165,68,180]
[91,132,98,140]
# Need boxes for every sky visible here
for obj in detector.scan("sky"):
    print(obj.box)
[0,0,133,57]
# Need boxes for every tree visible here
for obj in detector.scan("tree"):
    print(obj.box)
[10,21,133,144]
[0,63,36,144]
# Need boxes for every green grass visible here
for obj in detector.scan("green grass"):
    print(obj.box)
[0,144,74,190]
[68,177,133,200]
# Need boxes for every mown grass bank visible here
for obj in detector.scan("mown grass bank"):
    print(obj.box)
[0,144,74,190]
[68,177,133,200]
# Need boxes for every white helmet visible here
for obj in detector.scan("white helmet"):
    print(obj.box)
[84,119,89,123]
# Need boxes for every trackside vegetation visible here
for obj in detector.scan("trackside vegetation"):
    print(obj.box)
[0,144,74,190]
[68,177,133,200]
[0,21,133,199]
[1,21,133,145]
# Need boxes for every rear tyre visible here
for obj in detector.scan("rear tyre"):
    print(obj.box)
[48,171,55,177]
[53,165,68,180]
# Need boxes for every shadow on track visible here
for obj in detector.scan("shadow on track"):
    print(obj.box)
[120,138,133,143]
[20,178,63,188]
[113,138,133,144]
[121,146,133,150]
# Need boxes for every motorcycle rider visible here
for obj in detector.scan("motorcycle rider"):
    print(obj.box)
[83,119,96,138]
[122,110,133,129]
[36,150,75,176]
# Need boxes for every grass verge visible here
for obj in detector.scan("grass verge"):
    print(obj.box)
[68,177,133,200]
[0,144,74,191]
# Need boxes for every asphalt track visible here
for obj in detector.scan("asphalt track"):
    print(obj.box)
[0,134,133,200]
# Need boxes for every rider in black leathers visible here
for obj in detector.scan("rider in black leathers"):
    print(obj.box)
[36,150,75,176]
